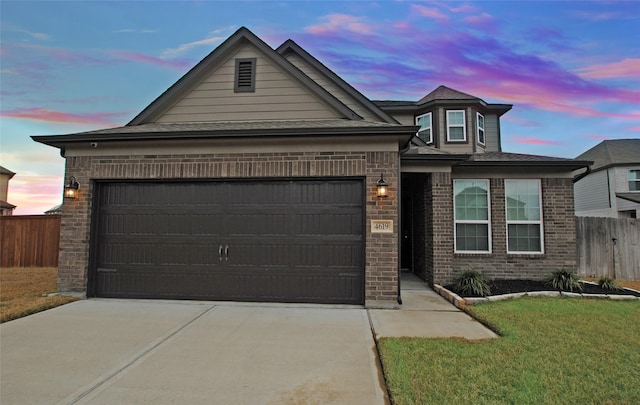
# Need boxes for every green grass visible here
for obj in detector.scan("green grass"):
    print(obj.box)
[378,297,640,405]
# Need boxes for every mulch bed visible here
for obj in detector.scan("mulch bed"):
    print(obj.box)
[445,279,640,298]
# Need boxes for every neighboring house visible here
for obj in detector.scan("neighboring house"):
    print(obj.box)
[574,139,640,218]
[45,204,63,215]
[0,166,16,216]
[33,27,589,308]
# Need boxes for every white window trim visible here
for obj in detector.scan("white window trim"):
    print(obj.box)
[447,110,466,142]
[505,179,545,254]
[476,112,485,146]
[629,170,640,192]
[415,112,433,144]
[453,179,492,254]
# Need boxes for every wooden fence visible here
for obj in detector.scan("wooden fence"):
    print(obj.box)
[576,216,639,281]
[0,215,61,268]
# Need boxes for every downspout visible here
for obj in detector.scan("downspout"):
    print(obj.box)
[397,135,414,305]
[572,166,590,183]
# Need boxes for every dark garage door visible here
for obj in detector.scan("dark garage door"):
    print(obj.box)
[92,179,364,304]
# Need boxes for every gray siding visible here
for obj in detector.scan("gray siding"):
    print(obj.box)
[157,45,341,123]
[482,114,500,152]
[574,169,611,213]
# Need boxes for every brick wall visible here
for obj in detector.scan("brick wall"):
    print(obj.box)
[448,177,577,285]
[59,150,399,306]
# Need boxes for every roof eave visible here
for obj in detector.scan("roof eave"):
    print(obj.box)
[401,154,469,162]
[377,100,512,116]
[32,125,419,149]
[455,160,592,170]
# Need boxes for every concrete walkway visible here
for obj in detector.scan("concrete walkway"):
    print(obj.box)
[1,277,495,404]
[368,273,497,339]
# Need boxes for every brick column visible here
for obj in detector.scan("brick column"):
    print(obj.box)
[364,152,399,308]
[430,172,454,285]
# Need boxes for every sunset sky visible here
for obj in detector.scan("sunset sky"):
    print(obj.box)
[1,0,639,214]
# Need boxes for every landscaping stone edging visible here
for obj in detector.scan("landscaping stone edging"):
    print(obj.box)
[433,284,640,307]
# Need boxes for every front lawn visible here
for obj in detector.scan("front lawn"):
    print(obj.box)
[0,267,78,323]
[379,297,640,405]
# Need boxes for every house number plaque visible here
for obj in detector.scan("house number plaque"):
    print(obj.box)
[371,220,393,234]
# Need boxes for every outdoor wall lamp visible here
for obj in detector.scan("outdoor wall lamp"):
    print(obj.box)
[64,176,79,199]
[376,173,389,198]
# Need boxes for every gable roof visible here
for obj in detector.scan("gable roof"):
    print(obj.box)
[576,139,640,171]
[128,27,362,125]
[276,39,398,124]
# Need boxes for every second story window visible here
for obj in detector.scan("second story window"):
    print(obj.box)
[415,112,433,144]
[630,170,640,191]
[447,110,466,142]
[476,113,485,146]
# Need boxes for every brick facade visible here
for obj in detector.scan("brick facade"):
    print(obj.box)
[59,149,399,307]
[445,177,576,285]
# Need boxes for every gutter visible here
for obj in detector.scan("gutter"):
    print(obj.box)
[573,165,591,183]
[32,125,420,149]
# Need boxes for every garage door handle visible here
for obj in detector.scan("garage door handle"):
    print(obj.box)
[224,245,229,261]
[218,245,224,261]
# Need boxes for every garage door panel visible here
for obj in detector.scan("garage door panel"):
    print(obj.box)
[96,269,362,304]
[94,180,364,304]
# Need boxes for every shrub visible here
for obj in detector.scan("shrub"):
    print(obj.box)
[546,269,583,292]
[598,276,623,291]
[454,270,491,297]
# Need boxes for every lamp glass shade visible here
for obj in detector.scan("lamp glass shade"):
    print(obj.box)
[64,177,79,199]
[376,173,389,198]
[377,184,388,198]
[64,187,78,199]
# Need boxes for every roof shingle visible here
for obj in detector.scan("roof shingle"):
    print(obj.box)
[576,139,640,171]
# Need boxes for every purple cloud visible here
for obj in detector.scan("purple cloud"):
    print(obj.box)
[509,136,565,146]
[297,16,639,120]
[410,5,449,21]
[577,58,640,80]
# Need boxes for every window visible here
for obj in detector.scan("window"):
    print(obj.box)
[505,180,544,253]
[476,113,485,146]
[454,179,491,253]
[629,170,640,191]
[234,58,256,93]
[447,110,466,142]
[415,112,433,144]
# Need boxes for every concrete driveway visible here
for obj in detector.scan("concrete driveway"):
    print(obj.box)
[1,300,386,405]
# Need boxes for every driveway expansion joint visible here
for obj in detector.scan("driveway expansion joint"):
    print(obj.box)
[63,304,217,405]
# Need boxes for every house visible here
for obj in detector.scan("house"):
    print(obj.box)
[574,139,640,218]
[32,27,589,308]
[0,166,17,216]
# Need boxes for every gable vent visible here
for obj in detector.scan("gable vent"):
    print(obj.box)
[234,58,256,93]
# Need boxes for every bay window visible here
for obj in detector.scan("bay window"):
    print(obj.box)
[447,110,466,142]
[476,113,485,146]
[415,112,433,144]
